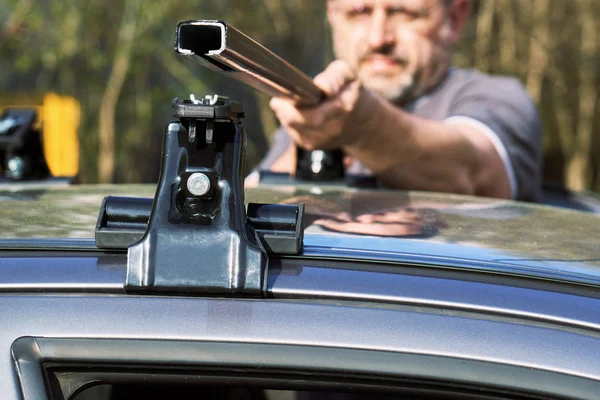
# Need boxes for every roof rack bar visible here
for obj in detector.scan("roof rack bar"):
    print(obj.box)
[175,20,323,106]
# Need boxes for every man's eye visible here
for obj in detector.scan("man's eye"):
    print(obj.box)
[345,4,373,19]
[388,6,422,20]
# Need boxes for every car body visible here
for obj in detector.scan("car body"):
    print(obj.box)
[3,6,600,399]
[2,181,600,400]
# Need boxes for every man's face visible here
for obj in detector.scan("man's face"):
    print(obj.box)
[327,0,462,105]
[313,207,446,237]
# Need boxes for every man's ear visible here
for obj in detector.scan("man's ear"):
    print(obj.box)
[448,0,472,43]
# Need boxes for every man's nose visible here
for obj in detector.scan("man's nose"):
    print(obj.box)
[367,9,395,50]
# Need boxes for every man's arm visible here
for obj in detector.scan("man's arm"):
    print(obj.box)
[344,92,511,197]
[268,60,511,198]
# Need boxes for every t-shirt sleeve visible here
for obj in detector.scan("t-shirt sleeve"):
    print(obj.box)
[257,126,293,171]
[445,76,543,202]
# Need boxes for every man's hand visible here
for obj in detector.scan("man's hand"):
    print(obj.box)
[269,60,369,151]
[267,60,511,199]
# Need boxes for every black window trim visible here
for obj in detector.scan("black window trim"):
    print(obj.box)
[12,337,600,400]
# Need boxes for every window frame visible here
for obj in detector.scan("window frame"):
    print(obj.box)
[12,337,600,400]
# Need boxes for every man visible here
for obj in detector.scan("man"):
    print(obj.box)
[256,0,542,201]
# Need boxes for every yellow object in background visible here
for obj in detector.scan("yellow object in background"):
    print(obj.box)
[41,93,80,177]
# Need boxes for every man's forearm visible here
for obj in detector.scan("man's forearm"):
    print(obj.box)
[344,92,511,198]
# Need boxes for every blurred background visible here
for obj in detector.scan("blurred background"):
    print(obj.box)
[0,0,599,193]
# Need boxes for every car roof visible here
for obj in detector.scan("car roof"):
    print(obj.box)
[1,182,599,286]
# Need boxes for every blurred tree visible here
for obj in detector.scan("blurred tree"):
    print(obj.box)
[566,0,597,191]
[98,0,142,183]
[455,0,600,193]
[0,0,598,195]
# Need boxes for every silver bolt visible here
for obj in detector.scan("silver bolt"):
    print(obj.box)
[7,156,25,179]
[0,117,18,135]
[310,150,326,174]
[187,173,211,196]
[310,150,326,163]
[189,94,201,105]
[204,94,228,105]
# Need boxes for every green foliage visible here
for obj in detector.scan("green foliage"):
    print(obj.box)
[0,0,598,192]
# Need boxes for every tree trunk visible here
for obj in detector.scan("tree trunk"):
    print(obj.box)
[525,0,550,104]
[98,0,141,183]
[551,80,574,163]
[566,0,597,191]
[474,0,496,72]
[497,0,518,73]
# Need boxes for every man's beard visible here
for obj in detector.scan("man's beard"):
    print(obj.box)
[358,68,420,106]
[355,45,451,106]
[355,48,421,106]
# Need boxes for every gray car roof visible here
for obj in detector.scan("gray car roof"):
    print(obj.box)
[1,183,599,284]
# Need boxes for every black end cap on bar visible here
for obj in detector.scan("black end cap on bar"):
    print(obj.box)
[175,20,226,55]
[247,203,304,255]
[96,197,304,256]
[95,196,151,249]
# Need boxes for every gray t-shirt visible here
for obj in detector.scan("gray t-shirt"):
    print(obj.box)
[258,68,543,202]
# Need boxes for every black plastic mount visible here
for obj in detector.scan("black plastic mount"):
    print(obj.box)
[96,95,304,297]
[0,108,51,181]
